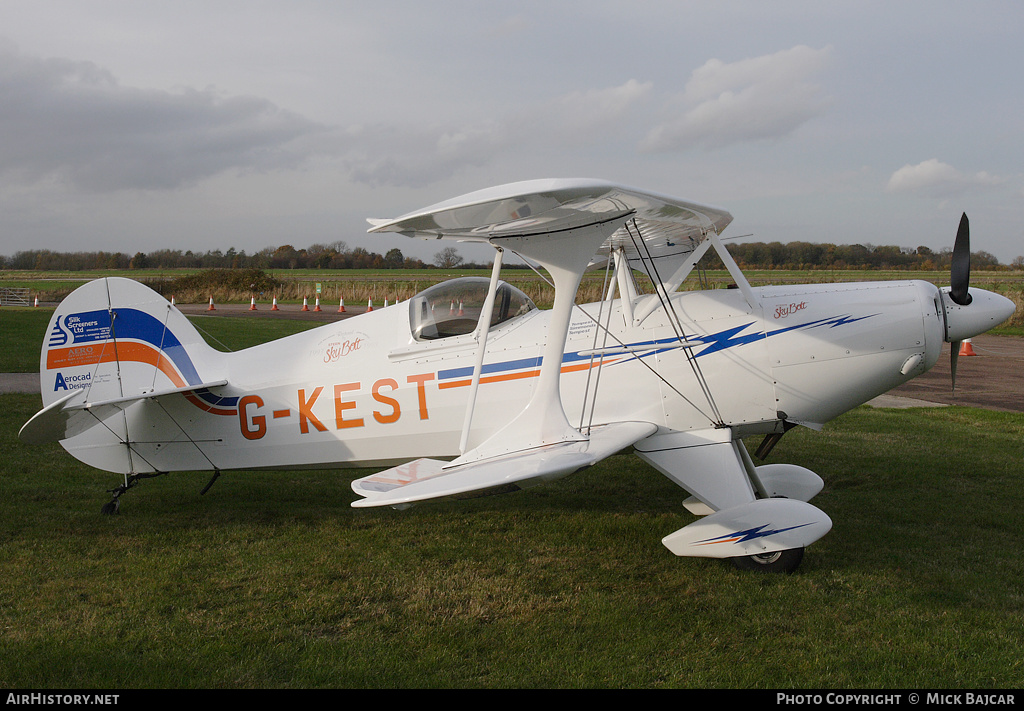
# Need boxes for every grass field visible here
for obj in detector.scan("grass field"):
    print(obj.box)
[2,398,1023,688]
[1,309,1023,688]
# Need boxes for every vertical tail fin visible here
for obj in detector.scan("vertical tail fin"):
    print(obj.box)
[40,277,224,407]
[23,278,228,473]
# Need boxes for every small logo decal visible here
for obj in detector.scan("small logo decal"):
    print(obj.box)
[774,301,808,319]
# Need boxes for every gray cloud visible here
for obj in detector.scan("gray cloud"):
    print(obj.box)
[0,41,653,194]
[886,159,1006,199]
[0,44,326,191]
[640,45,833,152]
[339,79,652,189]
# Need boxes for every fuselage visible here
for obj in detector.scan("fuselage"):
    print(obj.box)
[116,278,959,474]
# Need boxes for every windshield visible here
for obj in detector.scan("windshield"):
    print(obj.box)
[408,277,537,341]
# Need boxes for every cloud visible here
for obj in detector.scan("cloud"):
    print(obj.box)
[886,159,1005,198]
[549,79,653,134]
[341,79,652,188]
[0,45,650,195]
[0,45,326,192]
[640,45,833,152]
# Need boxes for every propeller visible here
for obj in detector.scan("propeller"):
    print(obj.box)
[948,213,971,389]
[949,213,972,306]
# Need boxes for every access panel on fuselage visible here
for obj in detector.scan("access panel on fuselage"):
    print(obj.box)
[762,281,939,426]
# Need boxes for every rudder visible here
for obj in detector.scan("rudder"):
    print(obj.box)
[41,277,223,407]
[26,278,228,473]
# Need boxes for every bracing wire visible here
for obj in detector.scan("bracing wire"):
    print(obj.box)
[624,219,725,427]
[577,253,615,433]
[509,247,719,427]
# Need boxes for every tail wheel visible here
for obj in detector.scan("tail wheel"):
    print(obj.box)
[731,547,804,573]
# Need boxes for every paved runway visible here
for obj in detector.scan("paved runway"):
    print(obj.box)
[886,334,1024,412]
[0,373,40,395]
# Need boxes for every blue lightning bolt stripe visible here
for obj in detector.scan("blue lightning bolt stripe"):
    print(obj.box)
[594,312,880,364]
[693,521,816,547]
[434,312,879,385]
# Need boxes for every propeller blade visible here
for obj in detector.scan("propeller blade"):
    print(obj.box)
[951,342,960,390]
[949,213,972,306]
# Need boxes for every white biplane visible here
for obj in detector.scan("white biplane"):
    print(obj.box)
[19,179,1015,572]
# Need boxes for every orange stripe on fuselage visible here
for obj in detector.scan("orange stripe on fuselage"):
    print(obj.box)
[437,358,621,390]
[183,393,237,416]
[438,369,541,390]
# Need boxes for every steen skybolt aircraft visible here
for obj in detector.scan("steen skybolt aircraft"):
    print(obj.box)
[19,179,1015,572]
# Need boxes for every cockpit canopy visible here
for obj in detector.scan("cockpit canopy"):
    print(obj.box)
[409,277,537,341]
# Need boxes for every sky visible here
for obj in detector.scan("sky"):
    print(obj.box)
[0,1,1022,266]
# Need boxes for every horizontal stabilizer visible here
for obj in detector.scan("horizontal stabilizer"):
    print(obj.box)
[18,380,228,445]
[662,498,832,558]
[351,421,657,508]
[17,389,87,445]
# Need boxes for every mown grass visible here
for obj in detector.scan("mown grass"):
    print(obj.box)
[2,396,1023,688]
[3,294,1024,688]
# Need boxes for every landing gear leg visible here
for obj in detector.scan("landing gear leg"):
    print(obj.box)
[731,547,804,573]
[102,472,164,515]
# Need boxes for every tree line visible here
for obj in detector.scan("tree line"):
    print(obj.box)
[717,241,1013,271]
[2,239,1020,272]
[0,241,473,272]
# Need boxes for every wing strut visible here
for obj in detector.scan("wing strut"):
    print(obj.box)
[515,244,724,427]
[625,219,726,427]
[453,212,633,464]
[577,249,618,434]
[458,246,504,454]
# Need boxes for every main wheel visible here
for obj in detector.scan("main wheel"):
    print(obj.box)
[731,547,804,573]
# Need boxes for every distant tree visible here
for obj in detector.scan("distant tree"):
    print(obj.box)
[271,245,301,269]
[433,246,463,268]
[348,247,373,269]
[972,250,1001,269]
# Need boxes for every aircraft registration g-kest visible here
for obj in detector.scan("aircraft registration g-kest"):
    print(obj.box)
[19,179,1016,572]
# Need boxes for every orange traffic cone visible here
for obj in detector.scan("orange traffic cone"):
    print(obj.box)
[208,297,216,311]
[249,296,257,311]
[301,297,310,312]
[959,339,977,356]
[338,297,346,313]
[271,297,279,311]
[366,299,373,312]
[314,296,322,312]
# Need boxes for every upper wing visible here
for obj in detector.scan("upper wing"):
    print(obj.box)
[366,178,733,266]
